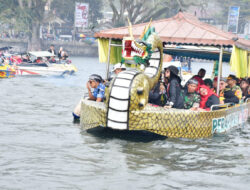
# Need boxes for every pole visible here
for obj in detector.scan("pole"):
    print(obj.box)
[106,38,112,80]
[247,52,250,77]
[216,46,223,96]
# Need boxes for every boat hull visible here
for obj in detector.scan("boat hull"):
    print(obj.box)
[80,98,250,138]
[15,64,77,76]
[0,65,16,78]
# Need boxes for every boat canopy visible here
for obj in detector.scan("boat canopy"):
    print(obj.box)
[95,11,250,49]
[29,51,55,57]
[95,11,250,78]
[163,45,232,62]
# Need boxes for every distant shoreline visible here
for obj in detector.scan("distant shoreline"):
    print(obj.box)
[0,38,98,57]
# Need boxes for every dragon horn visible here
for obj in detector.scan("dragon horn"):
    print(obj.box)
[140,18,152,39]
[127,17,134,39]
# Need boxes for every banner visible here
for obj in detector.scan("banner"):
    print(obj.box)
[75,3,89,28]
[227,6,240,33]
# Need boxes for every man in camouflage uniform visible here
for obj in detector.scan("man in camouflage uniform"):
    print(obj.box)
[227,75,242,102]
[183,79,201,110]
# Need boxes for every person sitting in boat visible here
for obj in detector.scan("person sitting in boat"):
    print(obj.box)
[212,77,219,92]
[113,63,126,75]
[192,68,206,87]
[61,51,68,60]
[240,78,250,101]
[164,65,184,109]
[149,73,168,106]
[219,78,239,104]
[49,56,56,63]
[22,54,31,63]
[35,57,42,63]
[199,85,220,111]
[58,47,68,60]
[106,63,126,82]
[58,47,63,59]
[227,74,242,102]
[182,79,201,110]
[204,78,213,89]
[86,74,105,102]
[48,44,56,56]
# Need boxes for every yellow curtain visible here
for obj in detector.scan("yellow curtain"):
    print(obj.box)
[248,55,250,77]
[97,38,122,64]
[230,45,248,78]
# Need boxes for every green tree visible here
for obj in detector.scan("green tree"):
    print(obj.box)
[0,0,49,50]
[213,0,250,33]
[107,0,197,27]
[0,0,103,50]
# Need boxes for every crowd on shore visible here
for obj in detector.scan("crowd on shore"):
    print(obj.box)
[85,63,250,111]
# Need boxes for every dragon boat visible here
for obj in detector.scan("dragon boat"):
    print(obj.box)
[0,64,16,78]
[80,12,250,138]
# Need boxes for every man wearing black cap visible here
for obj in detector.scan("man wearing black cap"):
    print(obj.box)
[86,74,105,102]
[227,74,242,102]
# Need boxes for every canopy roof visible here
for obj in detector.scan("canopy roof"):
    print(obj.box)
[95,11,250,51]
[28,51,54,57]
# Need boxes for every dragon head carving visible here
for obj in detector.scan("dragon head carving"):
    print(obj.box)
[121,19,156,66]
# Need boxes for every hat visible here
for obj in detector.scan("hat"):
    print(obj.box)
[112,63,126,72]
[227,74,237,81]
[187,78,198,85]
[220,77,227,82]
[89,74,103,83]
[165,65,179,76]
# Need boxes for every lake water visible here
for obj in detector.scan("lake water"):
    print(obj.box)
[0,57,250,190]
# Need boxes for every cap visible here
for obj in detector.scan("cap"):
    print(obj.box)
[112,63,126,72]
[227,74,237,81]
[89,74,103,83]
[220,77,227,82]
[214,77,227,82]
[187,78,199,85]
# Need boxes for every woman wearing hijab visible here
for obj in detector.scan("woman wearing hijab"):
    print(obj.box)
[199,85,220,111]
[164,65,184,109]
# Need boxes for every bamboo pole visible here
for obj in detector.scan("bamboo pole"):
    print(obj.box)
[216,46,224,96]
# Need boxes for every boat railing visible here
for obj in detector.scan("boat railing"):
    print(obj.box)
[245,98,250,103]
[211,103,234,111]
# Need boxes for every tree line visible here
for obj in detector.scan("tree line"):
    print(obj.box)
[0,0,249,50]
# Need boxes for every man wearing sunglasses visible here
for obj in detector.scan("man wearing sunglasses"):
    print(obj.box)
[86,74,105,102]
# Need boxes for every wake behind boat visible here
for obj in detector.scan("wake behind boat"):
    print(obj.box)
[15,51,77,76]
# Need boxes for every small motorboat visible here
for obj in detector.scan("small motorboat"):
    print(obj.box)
[15,51,77,76]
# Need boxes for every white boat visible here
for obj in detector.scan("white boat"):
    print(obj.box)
[15,51,77,76]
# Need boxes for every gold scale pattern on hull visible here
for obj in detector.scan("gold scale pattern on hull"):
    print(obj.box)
[81,99,250,138]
